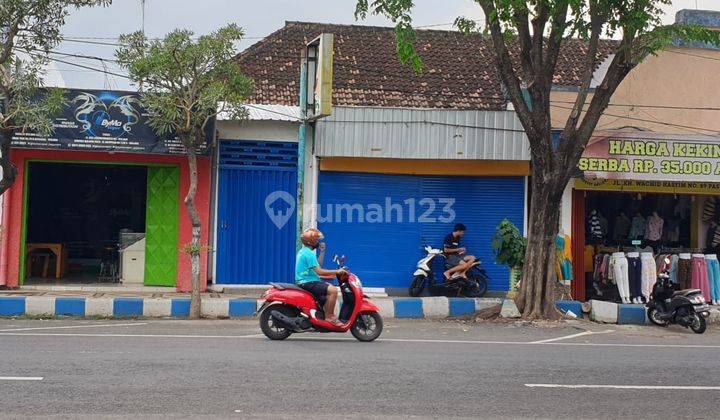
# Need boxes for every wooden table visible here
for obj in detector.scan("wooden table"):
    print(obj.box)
[26,243,67,279]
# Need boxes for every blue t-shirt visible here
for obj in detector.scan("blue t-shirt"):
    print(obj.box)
[295,246,320,284]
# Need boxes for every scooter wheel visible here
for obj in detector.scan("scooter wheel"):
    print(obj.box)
[409,275,426,297]
[646,308,669,327]
[259,305,296,340]
[690,314,707,334]
[351,312,383,342]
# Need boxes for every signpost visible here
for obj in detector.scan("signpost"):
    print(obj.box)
[297,34,334,249]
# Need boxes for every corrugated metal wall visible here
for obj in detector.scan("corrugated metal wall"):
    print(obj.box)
[216,140,297,284]
[315,106,529,161]
[318,171,525,291]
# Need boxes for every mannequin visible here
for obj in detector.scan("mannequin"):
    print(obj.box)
[629,212,646,240]
[645,211,664,241]
[587,210,604,243]
[613,212,631,242]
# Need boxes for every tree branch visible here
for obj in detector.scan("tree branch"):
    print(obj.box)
[558,0,603,150]
[477,0,536,140]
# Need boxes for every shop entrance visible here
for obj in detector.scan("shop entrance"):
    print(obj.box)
[578,189,718,303]
[22,162,180,286]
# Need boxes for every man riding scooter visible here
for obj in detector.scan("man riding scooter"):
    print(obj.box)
[296,228,345,326]
[443,223,477,280]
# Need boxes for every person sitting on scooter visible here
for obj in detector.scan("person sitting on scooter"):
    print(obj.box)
[443,223,476,280]
[296,228,345,325]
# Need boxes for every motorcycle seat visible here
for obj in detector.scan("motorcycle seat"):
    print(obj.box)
[673,289,701,297]
[270,283,307,292]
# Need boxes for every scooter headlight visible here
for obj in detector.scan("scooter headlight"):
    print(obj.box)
[690,295,706,304]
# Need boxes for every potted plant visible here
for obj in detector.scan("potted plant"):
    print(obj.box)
[492,219,526,298]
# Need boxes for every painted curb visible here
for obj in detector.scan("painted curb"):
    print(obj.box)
[0,295,711,325]
[618,304,648,325]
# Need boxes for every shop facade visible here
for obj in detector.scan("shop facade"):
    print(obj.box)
[312,106,530,294]
[212,107,300,285]
[569,132,720,304]
[0,89,211,291]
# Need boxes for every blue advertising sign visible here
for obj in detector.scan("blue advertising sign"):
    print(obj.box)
[12,89,213,155]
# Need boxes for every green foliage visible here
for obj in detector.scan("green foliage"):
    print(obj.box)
[115,24,254,149]
[0,0,110,133]
[356,0,422,72]
[492,219,527,269]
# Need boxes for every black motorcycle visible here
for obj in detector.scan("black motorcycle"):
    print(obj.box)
[646,259,710,334]
[409,246,489,298]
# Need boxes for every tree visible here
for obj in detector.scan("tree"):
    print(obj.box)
[0,0,111,194]
[356,0,720,318]
[116,25,253,319]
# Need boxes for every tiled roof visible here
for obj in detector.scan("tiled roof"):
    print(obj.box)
[237,21,617,110]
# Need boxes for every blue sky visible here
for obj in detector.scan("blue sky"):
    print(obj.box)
[53,0,713,90]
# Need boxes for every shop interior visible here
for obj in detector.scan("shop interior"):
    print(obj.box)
[582,190,720,305]
[25,162,148,284]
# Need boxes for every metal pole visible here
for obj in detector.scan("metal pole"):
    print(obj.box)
[296,49,308,250]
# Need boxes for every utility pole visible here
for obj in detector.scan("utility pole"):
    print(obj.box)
[296,48,308,250]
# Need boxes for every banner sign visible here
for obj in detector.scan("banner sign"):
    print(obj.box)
[575,178,720,195]
[579,132,720,183]
[12,89,213,155]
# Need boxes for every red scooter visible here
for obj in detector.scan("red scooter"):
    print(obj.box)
[257,256,383,342]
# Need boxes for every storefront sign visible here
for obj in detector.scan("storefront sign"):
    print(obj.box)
[579,132,720,183]
[12,89,212,155]
[575,178,720,195]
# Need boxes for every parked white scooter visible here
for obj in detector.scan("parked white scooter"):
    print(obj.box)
[409,246,488,297]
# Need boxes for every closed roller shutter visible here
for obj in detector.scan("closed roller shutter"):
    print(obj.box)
[318,171,525,291]
[216,140,297,284]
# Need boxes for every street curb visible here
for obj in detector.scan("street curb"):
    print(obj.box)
[2,295,716,323]
[0,295,504,320]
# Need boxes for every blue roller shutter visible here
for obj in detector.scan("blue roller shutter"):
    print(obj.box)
[318,171,525,291]
[216,140,297,284]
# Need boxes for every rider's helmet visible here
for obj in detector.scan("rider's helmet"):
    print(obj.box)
[300,228,324,248]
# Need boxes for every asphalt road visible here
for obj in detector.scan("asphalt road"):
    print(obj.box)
[1,318,719,419]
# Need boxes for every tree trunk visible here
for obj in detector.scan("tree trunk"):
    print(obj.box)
[185,149,202,319]
[0,128,18,196]
[515,168,566,320]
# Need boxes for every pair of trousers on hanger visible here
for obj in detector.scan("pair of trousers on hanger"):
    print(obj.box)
[640,252,657,301]
[691,254,711,303]
[612,252,630,304]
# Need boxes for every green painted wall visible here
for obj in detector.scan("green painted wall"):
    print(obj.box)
[144,166,180,286]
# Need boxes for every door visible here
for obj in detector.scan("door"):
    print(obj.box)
[318,171,525,291]
[216,140,297,284]
[144,166,180,286]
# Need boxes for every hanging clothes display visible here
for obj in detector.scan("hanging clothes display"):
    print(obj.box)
[629,213,646,240]
[611,252,630,304]
[678,253,692,290]
[640,252,657,301]
[613,213,631,241]
[706,254,720,306]
[588,211,604,243]
[691,254,711,303]
[627,252,642,303]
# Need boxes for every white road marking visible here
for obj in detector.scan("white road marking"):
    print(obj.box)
[526,384,720,390]
[1,332,720,349]
[0,376,44,381]
[530,329,614,344]
[0,332,265,339]
[0,323,147,332]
